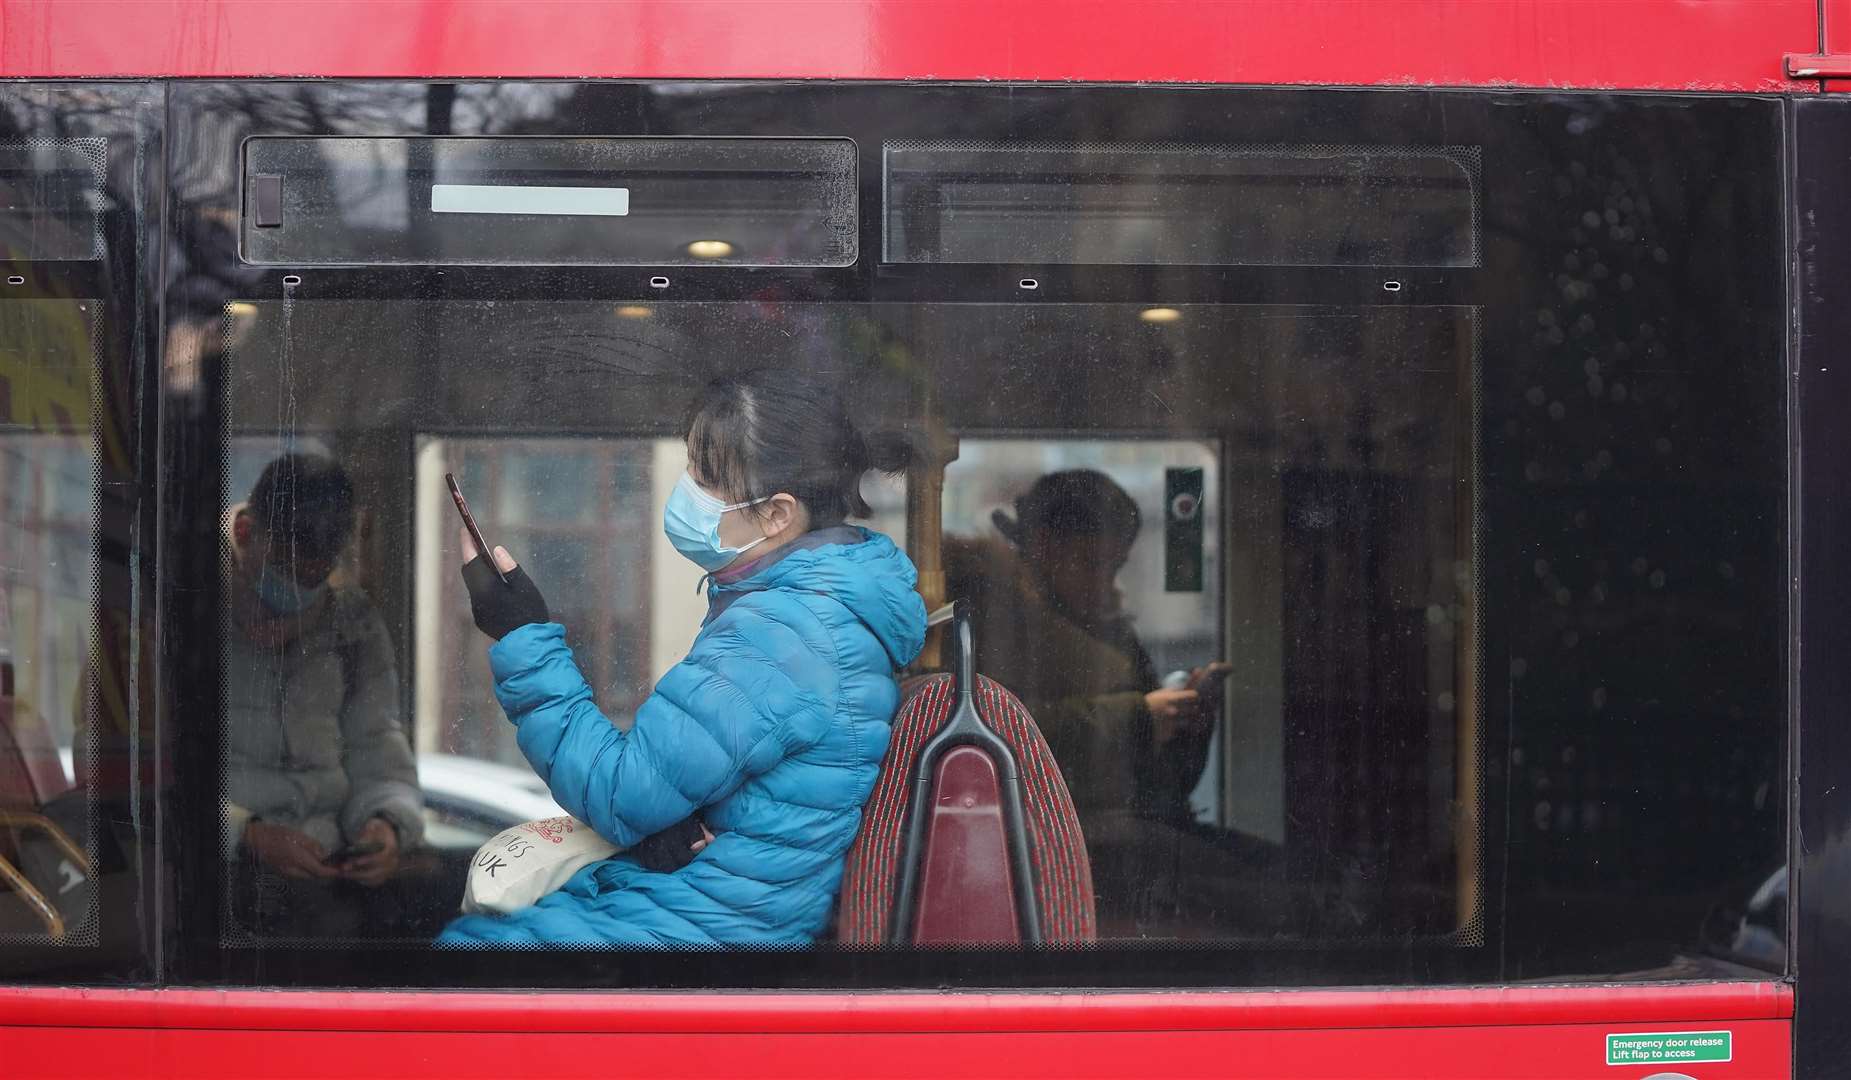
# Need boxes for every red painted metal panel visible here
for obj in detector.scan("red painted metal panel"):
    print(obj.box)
[1791,54,1851,77]
[0,982,1794,1031]
[0,1019,1796,1079]
[913,746,1019,944]
[0,0,1821,91]
[1823,0,1851,89]
[1830,0,1851,53]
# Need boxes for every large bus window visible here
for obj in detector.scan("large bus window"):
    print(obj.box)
[212,297,1479,950]
[165,82,1785,991]
[0,305,127,946]
[0,84,155,983]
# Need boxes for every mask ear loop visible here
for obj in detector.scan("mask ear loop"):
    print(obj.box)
[697,497,778,595]
[720,494,776,552]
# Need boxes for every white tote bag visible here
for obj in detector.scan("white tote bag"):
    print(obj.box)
[461,815,619,915]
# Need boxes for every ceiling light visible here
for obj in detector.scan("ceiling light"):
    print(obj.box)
[1139,307,1182,324]
[686,239,735,259]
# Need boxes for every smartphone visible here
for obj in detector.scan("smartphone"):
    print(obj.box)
[323,840,384,867]
[445,472,508,585]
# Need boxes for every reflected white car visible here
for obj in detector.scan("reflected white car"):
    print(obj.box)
[58,747,562,853]
[416,753,565,851]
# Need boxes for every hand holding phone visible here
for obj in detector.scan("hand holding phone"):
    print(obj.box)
[322,840,384,867]
[451,476,550,640]
[1188,662,1234,692]
[446,472,508,585]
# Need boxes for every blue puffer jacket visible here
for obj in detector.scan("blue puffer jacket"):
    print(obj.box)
[438,527,925,947]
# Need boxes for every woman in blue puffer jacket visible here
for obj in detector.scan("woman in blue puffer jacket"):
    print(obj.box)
[439,371,925,947]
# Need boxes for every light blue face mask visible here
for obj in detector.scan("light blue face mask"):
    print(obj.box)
[254,562,327,615]
[663,471,769,573]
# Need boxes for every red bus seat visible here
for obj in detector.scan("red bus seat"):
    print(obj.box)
[837,607,1097,945]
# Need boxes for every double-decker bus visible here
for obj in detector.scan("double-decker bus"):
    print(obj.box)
[0,2,1847,1076]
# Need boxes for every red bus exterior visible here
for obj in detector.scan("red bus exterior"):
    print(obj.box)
[0,985,1801,1079]
[0,0,1831,90]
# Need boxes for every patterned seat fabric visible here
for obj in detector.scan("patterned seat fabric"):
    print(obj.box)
[837,673,1097,944]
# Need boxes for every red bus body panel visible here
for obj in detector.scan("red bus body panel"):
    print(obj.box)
[1825,0,1851,88]
[0,0,1824,91]
[0,983,1795,1078]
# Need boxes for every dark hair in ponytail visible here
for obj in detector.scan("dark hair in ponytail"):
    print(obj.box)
[684,369,914,528]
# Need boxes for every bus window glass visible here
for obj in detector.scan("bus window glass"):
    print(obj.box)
[0,85,156,984]
[242,137,860,267]
[0,300,104,945]
[0,141,105,262]
[884,142,1478,267]
[165,83,1785,990]
[218,297,1480,948]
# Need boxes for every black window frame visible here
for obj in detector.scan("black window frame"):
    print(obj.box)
[1790,95,1851,1078]
[0,81,163,986]
[154,80,1789,993]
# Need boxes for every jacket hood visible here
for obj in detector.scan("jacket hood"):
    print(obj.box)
[710,527,926,669]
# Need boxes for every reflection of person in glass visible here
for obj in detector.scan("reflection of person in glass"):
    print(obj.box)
[944,469,1232,930]
[225,454,424,934]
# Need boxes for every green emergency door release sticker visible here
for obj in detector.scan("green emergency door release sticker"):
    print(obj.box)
[1606,1031,1732,1066]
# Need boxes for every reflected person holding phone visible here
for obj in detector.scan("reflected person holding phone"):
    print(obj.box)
[943,469,1236,930]
[224,454,425,935]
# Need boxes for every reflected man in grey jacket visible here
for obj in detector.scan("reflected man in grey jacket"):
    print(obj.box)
[225,454,423,935]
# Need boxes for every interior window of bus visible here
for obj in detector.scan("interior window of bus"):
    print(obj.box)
[214,297,1480,948]
[941,440,1228,826]
[0,86,156,983]
[0,300,106,946]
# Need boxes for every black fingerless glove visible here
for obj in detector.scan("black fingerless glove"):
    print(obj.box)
[630,816,706,873]
[461,556,551,640]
